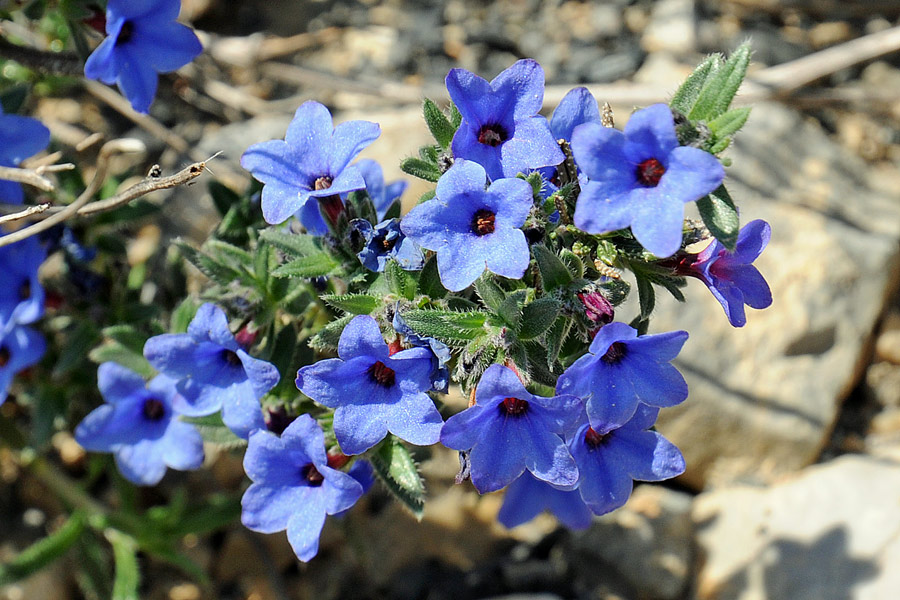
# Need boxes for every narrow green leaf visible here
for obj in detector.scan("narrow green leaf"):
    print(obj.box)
[423,98,456,149]
[0,511,86,585]
[259,229,322,258]
[175,241,242,287]
[400,309,487,344]
[497,290,526,330]
[708,107,751,139]
[689,43,752,121]
[533,245,572,291]
[670,54,720,114]
[419,144,440,163]
[545,316,572,369]
[89,342,155,378]
[384,259,417,300]
[309,314,354,351]
[519,297,561,340]
[100,325,146,354]
[170,297,198,333]
[107,530,139,600]
[370,436,425,519]
[636,275,655,320]
[417,254,446,298]
[474,275,507,311]
[181,414,248,449]
[272,254,338,278]
[559,249,584,278]
[322,293,380,315]
[400,157,441,183]
[696,184,739,250]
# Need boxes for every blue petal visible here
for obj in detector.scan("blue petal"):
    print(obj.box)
[498,473,546,528]
[482,228,530,281]
[243,428,305,484]
[320,467,365,514]
[573,181,637,235]
[159,421,205,471]
[436,238,488,291]
[114,438,168,486]
[241,139,310,225]
[285,491,327,561]
[523,424,578,488]
[489,58,545,120]
[282,414,328,466]
[451,122,506,181]
[0,114,50,164]
[606,429,685,482]
[296,356,370,407]
[446,68,497,127]
[627,189,685,258]
[326,120,381,174]
[621,355,689,408]
[385,392,443,447]
[587,321,637,355]
[499,116,564,177]
[474,363,525,404]
[236,350,280,398]
[109,0,179,21]
[337,315,390,361]
[440,403,496,451]
[570,122,631,183]
[188,303,239,349]
[436,159,486,200]
[485,176,532,231]
[732,219,771,264]
[622,103,679,160]
[626,329,688,362]
[115,46,158,113]
[132,22,202,73]
[468,417,528,493]
[0,180,24,205]
[97,362,146,404]
[572,437,634,515]
[241,483,305,533]
[656,146,724,206]
[729,265,772,309]
[550,87,601,142]
[332,402,390,455]
[220,382,266,439]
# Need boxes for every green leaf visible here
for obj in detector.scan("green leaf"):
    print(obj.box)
[322,294,380,315]
[400,309,487,345]
[100,325,147,355]
[533,245,572,291]
[107,530,139,600]
[89,342,155,378]
[449,102,462,128]
[708,107,751,139]
[181,414,248,449]
[175,241,243,287]
[208,180,241,217]
[670,54,720,114]
[170,297,199,333]
[424,98,456,149]
[384,259,417,300]
[696,184,739,250]
[497,290,526,330]
[204,239,253,271]
[400,157,441,183]
[258,229,322,258]
[636,275,656,320]
[309,314,354,351]
[419,144,440,163]
[370,436,425,519]
[417,189,437,205]
[474,275,507,311]
[417,254,446,298]
[559,249,584,278]
[272,254,338,278]
[689,42,752,121]
[519,297,561,340]
[0,511,86,585]
[545,316,572,368]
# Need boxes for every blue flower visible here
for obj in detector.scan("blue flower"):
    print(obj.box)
[556,322,688,432]
[143,303,280,439]
[0,325,45,406]
[440,364,582,493]
[0,105,50,204]
[295,315,443,455]
[355,159,407,221]
[686,219,773,327]
[0,236,46,334]
[83,0,203,113]
[447,59,564,181]
[241,414,364,562]
[568,404,684,516]
[400,160,532,292]
[498,471,593,530]
[392,307,451,393]
[351,218,424,272]
[241,101,380,228]
[74,363,204,485]
[571,103,725,258]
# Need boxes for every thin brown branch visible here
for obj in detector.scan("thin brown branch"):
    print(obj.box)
[0,203,50,225]
[0,165,57,192]
[0,36,82,76]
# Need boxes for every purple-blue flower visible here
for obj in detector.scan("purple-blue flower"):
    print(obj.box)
[241,101,380,228]
[351,218,423,272]
[84,0,203,114]
[686,219,773,327]
[0,105,50,204]
[143,303,280,439]
[447,59,564,181]
[74,363,204,485]
[0,325,45,406]
[241,414,364,562]
[295,315,443,455]
[571,103,725,258]
[498,471,593,530]
[0,236,46,334]
[440,364,582,493]
[400,160,532,292]
[556,322,688,432]
[355,159,407,221]
[568,404,684,516]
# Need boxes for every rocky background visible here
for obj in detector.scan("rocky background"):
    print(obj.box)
[3,0,900,599]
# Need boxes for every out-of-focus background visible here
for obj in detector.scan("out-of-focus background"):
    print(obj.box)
[3,0,900,598]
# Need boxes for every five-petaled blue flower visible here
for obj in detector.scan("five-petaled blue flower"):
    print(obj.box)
[0,325,45,406]
[355,159,407,221]
[686,219,773,327]
[447,59,564,181]
[351,218,423,273]
[0,105,50,204]
[143,303,280,439]
[241,101,380,228]
[296,315,443,455]
[498,471,593,530]
[568,404,685,516]
[84,0,203,114]
[0,236,46,335]
[440,364,583,493]
[74,363,204,485]
[571,103,725,258]
[400,160,532,292]
[241,414,364,561]
[556,322,688,432]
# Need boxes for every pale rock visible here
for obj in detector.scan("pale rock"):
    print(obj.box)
[641,0,697,55]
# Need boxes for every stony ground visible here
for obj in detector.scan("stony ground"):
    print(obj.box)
[3,1,900,599]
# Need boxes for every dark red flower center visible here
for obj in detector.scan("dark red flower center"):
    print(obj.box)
[142,397,165,421]
[377,234,397,252]
[19,280,31,301]
[115,20,134,46]
[477,124,508,147]
[600,341,627,364]
[314,176,333,191]
[584,427,608,449]
[0,346,9,367]
[500,396,529,416]
[222,349,242,367]
[301,463,325,486]
[636,158,665,187]
[368,360,396,387]
[471,209,496,236]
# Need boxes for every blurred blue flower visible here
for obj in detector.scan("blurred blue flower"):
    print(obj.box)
[556,322,688,432]
[0,325,45,406]
[0,105,50,204]
[351,218,423,272]
[498,471,592,530]
[400,160,532,291]
[571,103,725,258]
[84,0,202,113]
[0,236,45,334]
[241,101,380,228]
[143,303,280,439]
[688,219,773,327]
[74,363,204,485]
[355,159,407,221]
[295,315,443,455]
[241,414,364,561]
[568,404,684,516]
[440,364,582,493]
[447,59,563,181]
